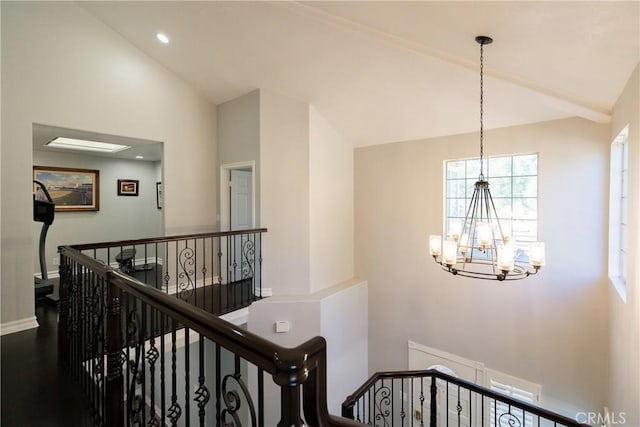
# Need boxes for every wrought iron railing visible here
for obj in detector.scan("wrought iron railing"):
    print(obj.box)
[58,230,365,427]
[69,229,266,316]
[341,370,587,427]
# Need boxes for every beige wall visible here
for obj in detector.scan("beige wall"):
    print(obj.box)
[217,90,261,226]
[259,90,311,295]
[309,106,354,293]
[1,2,216,327]
[355,117,610,416]
[608,64,640,425]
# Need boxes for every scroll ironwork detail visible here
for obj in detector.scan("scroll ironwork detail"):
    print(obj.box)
[220,373,257,427]
[178,246,195,300]
[373,385,391,427]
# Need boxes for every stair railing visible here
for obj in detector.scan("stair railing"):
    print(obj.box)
[342,370,588,427]
[58,233,365,427]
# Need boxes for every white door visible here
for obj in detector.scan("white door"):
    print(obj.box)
[230,170,252,230]
[229,170,253,282]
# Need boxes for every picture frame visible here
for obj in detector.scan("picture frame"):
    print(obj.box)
[156,182,163,209]
[33,166,100,212]
[117,179,139,196]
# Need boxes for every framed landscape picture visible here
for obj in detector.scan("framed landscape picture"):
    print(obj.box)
[117,179,139,196]
[33,166,100,212]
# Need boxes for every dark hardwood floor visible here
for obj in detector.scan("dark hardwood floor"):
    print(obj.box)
[1,301,95,426]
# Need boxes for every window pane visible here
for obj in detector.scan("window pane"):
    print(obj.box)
[447,161,466,179]
[513,154,537,175]
[466,179,478,198]
[447,179,466,198]
[513,176,537,197]
[512,220,537,240]
[447,198,467,218]
[513,198,537,220]
[492,198,513,219]
[466,159,487,179]
[490,177,511,198]
[489,157,512,177]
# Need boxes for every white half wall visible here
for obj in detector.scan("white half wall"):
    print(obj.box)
[355,117,610,418]
[1,2,216,327]
[248,279,368,419]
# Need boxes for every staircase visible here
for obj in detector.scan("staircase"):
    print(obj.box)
[57,229,587,426]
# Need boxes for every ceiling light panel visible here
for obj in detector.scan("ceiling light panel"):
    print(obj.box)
[46,137,131,153]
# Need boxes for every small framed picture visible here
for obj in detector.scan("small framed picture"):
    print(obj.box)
[117,179,139,196]
[156,182,163,209]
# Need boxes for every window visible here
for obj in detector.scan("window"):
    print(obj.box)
[445,154,538,260]
[486,369,541,427]
[609,125,629,301]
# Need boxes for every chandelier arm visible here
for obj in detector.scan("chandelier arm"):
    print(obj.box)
[487,186,506,241]
[464,185,481,264]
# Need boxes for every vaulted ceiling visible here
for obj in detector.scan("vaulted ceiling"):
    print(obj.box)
[81,1,639,147]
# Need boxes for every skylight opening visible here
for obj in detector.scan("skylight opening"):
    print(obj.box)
[46,137,131,153]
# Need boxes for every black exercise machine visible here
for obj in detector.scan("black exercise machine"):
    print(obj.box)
[33,180,55,298]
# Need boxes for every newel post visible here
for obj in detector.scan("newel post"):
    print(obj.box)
[105,274,124,427]
[273,349,308,427]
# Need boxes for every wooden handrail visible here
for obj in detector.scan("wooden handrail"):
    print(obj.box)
[342,369,588,426]
[69,227,268,251]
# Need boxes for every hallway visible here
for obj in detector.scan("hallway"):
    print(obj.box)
[1,302,94,426]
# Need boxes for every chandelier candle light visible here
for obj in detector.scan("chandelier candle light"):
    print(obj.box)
[429,36,545,281]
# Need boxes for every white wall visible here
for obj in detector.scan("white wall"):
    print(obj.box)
[259,90,311,295]
[320,280,368,414]
[355,117,610,417]
[248,279,368,419]
[217,90,261,226]
[608,64,640,425]
[309,106,354,293]
[1,2,216,328]
[32,150,163,274]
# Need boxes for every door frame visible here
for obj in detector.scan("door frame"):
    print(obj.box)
[219,161,256,230]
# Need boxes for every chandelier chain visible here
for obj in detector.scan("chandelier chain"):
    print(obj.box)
[479,41,484,179]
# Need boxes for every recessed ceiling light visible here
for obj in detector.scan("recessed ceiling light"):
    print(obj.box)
[136,155,144,159]
[156,33,169,44]
[46,137,130,153]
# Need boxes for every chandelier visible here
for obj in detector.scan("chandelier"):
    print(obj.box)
[429,36,545,281]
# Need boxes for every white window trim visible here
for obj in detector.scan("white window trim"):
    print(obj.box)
[608,125,629,303]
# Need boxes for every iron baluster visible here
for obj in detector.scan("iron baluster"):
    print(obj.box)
[146,307,160,427]
[160,313,166,424]
[215,343,221,425]
[168,320,181,426]
[194,335,210,427]
[258,367,265,427]
[184,327,190,426]
[429,376,436,427]
[105,278,123,427]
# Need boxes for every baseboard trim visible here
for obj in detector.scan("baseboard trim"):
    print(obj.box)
[1,316,39,336]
